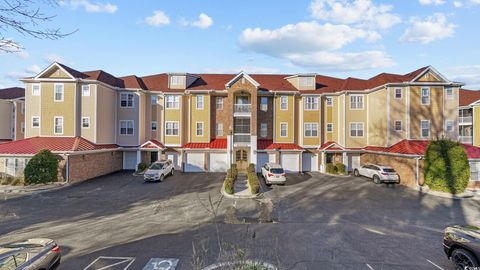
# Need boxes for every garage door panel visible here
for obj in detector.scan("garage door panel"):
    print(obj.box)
[281,153,299,173]
[166,153,180,170]
[210,153,228,172]
[257,153,268,172]
[185,153,205,172]
[123,152,137,170]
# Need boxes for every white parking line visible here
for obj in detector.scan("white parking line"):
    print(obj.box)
[426,259,445,270]
[83,256,136,270]
[366,263,375,270]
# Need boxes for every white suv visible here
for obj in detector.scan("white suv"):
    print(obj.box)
[261,163,286,186]
[353,164,400,184]
[144,160,174,182]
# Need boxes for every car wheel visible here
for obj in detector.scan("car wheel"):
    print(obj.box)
[171,169,174,176]
[373,175,381,184]
[354,169,360,177]
[159,174,165,182]
[452,248,479,269]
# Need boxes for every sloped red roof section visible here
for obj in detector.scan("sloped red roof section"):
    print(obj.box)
[257,140,303,150]
[0,87,25,99]
[141,139,165,149]
[0,137,118,155]
[459,89,480,107]
[183,138,227,149]
[365,140,430,155]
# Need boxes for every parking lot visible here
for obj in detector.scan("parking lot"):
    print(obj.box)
[0,171,479,269]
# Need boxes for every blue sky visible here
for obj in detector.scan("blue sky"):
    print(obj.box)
[1,0,480,88]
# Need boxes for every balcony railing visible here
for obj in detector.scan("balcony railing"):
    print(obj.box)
[234,104,251,113]
[459,136,473,144]
[459,116,473,124]
[234,134,251,143]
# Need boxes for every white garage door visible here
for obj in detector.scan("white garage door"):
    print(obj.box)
[302,153,318,172]
[123,152,137,170]
[209,153,228,172]
[348,154,361,172]
[281,153,299,173]
[185,153,205,172]
[166,153,180,170]
[256,153,269,172]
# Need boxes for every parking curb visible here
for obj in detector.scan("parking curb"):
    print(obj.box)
[412,186,477,200]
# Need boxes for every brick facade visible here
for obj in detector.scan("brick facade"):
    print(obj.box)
[68,151,123,184]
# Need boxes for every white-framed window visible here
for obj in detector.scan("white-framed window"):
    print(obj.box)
[300,77,315,88]
[280,122,288,137]
[216,123,223,136]
[54,84,64,102]
[280,96,288,110]
[54,116,63,135]
[151,95,157,105]
[260,123,267,138]
[445,120,454,132]
[216,97,223,110]
[394,120,402,131]
[421,87,430,105]
[326,123,333,133]
[304,96,318,110]
[170,75,182,86]
[120,120,134,135]
[120,93,134,108]
[260,97,268,111]
[82,85,90,96]
[151,121,157,131]
[421,120,430,138]
[32,116,40,128]
[165,95,180,109]
[304,123,318,137]
[32,84,41,96]
[196,122,204,136]
[350,122,364,137]
[350,95,364,110]
[81,117,90,128]
[326,97,333,106]
[395,88,402,99]
[165,121,179,136]
[445,87,454,100]
[196,95,204,110]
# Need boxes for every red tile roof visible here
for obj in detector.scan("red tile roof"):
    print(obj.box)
[257,140,303,150]
[463,144,480,159]
[0,137,118,155]
[0,87,25,99]
[182,138,227,149]
[459,89,480,107]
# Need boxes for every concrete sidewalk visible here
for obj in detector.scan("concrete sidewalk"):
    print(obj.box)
[233,174,252,198]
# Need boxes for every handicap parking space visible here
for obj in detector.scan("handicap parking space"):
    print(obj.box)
[83,256,179,270]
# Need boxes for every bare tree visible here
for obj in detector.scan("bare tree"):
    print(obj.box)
[0,0,74,52]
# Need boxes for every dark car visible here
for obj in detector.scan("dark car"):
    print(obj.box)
[0,238,60,270]
[443,225,480,269]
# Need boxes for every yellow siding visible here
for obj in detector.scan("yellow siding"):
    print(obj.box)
[410,86,444,139]
[40,82,76,136]
[190,94,210,142]
[80,85,96,141]
[96,84,116,144]
[41,66,72,79]
[24,83,41,138]
[274,95,294,143]
[474,106,480,147]
[417,71,442,82]
[367,89,388,146]
[164,95,182,146]
[345,93,368,148]
[389,87,407,145]
[302,96,320,146]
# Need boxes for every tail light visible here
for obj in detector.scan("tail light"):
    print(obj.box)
[51,245,60,253]
[267,173,273,177]
[381,172,389,176]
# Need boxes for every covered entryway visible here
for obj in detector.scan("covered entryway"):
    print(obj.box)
[256,153,269,172]
[235,148,249,171]
[209,153,229,172]
[281,153,300,173]
[184,153,205,172]
[123,151,137,170]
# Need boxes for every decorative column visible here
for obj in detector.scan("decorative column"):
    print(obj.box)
[250,135,257,169]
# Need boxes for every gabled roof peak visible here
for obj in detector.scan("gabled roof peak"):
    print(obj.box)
[225,71,260,88]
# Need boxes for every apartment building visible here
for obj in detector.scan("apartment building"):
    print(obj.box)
[458,89,480,145]
[0,62,479,187]
[0,87,25,143]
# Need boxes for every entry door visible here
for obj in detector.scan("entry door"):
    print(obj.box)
[150,152,158,163]
[236,149,248,171]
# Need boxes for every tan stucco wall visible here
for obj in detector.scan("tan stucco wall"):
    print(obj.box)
[40,82,76,136]
[96,84,116,144]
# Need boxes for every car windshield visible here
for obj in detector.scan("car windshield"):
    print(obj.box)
[271,168,284,174]
[383,168,395,173]
[149,163,165,170]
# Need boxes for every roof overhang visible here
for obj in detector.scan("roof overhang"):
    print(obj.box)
[225,71,260,88]
[33,62,76,80]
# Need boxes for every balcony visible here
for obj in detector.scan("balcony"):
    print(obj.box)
[459,116,473,125]
[234,134,251,145]
[459,136,473,144]
[234,104,251,116]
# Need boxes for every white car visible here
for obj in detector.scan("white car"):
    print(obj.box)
[261,163,286,185]
[143,160,174,182]
[353,164,400,184]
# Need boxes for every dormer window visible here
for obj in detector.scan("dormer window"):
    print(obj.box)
[300,77,315,88]
[170,76,182,86]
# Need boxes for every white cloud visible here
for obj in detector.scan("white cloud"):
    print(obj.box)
[445,65,480,88]
[203,66,279,74]
[419,0,446,5]
[5,64,43,81]
[400,13,456,44]
[454,1,463,7]
[25,65,42,74]
[0,39,29,59]
[43,54,66,64]
[192,13,213,29]
[309,0,401,29]
[60,0,117,13]
[145,10,171,27]
[453,0,480,7]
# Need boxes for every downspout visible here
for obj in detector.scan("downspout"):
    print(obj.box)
[415,157,420,187]
[65,154,70,183]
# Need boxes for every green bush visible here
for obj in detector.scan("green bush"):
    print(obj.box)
[137,162,148,172]
[224,177,234,194]
[325,163,336,174]
[424,139,470,194]
[247,172,260,194]
[335,163,346,175]
[24,150,59,184]
[248,163,255,173]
